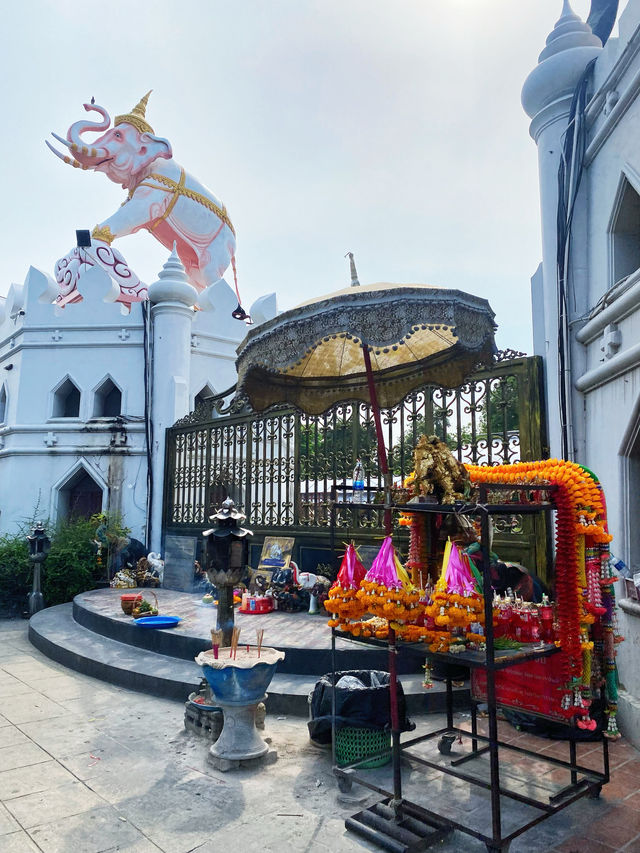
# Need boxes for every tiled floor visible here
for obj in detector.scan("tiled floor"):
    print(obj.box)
[1,617,640,852]
[453,717,640,852]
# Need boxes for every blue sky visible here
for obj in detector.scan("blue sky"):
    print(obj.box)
[0,1,618,351]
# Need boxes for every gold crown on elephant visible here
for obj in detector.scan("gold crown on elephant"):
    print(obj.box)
[115,91,154,135]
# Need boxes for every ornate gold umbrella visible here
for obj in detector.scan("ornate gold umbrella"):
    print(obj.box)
[235,273,496,532]
[236,281,495,416]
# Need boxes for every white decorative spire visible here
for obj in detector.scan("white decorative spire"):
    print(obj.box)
[522,1,602,125]
[148,243,197,306]
[346,252,360,287]
[561,0,579,21]
[539,0,601,62]
[520,1,603,460]
[158,242,189,283]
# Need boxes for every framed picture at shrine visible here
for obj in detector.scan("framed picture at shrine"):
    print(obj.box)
[257,536,294,573]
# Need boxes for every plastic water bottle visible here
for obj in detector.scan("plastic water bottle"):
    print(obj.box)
[352,458,365,504]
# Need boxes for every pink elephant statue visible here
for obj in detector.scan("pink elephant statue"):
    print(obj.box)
[47,92,245,314]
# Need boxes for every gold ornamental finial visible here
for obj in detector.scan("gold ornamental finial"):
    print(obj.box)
[115,90,154,135]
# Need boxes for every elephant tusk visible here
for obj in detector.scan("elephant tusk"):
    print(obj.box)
[53,133,104,159]
[51,132,72,149]
[45,140,87,169]
[46,140,69,161]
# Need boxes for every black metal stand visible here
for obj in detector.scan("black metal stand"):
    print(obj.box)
[333,489,611,853]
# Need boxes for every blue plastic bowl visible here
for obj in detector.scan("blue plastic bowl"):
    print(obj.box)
[134,615,182,629]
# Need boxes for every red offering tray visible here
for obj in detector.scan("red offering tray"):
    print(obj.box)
[239,596,273,614]
[472,653,567,722]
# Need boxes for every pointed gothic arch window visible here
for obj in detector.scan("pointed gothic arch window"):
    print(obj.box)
[0,384,6,424]
[610,177,640,286]
[194,383,215,414]
[622,397,640,584]
[52,377,81,418]
[93,377,122,418]
[57,466,104,520]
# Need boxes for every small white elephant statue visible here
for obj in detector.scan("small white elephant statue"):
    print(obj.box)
[146,552,164,584]
[297,571,318,589]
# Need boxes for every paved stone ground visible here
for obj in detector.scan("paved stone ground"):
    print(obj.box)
[1,619,640,853]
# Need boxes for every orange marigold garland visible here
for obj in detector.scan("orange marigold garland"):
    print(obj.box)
[324,543,367,628]
[423,539,485,653]
[466,459,615,720]
[355,536,426,636]
[465,460,611,543]
[591,480,622,739]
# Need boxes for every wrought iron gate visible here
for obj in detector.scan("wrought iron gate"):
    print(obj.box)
[163,353,548,574]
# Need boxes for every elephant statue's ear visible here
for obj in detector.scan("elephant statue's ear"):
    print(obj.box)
[140,133,172,161]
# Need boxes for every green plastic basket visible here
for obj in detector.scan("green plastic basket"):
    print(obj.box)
[335,726,391,768]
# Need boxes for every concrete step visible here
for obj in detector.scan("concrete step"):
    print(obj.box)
[29,604,201,701]
[29,604,470,716]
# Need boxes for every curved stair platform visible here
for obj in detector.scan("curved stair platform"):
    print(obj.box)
[29,589,470,715]
[30,604,199,700]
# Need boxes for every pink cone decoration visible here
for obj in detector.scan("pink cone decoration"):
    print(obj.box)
[336,543,367,589]
[445,543,476,596]
[365,536,402,589]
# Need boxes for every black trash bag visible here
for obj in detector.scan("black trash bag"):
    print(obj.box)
[307,669,414,745]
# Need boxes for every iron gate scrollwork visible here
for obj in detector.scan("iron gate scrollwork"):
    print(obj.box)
[163,355,548,572]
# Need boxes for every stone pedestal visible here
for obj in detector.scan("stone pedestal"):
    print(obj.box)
[209,693,271,764]
[184,693,266,745]
[209,748,277,773]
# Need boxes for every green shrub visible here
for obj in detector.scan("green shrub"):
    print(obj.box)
[0,535,31,603]
[43,522,101,606]
[43,513,130,607]
[0,513,132,610]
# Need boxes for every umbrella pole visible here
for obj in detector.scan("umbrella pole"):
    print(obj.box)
[362,344,402,815]
[361,345,392,536]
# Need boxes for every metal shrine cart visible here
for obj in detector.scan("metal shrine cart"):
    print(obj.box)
[330,484,610,853]
[230,265,609,852]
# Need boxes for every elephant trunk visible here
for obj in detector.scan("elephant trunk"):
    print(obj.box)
[66,102,111,160]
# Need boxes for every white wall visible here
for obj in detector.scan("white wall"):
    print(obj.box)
[190,278,246,407]
[0,265,257,543]
[0,266,148,537]
[564,0,640,743]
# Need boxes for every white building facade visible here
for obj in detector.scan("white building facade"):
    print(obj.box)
[0,257,270,551]
[523,0,640,740]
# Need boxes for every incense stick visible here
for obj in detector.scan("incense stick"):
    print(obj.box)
[210,629,223,660]
[257,628,264,658]
[231,626,241,659]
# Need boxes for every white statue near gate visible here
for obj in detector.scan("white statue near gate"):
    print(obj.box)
[47,92,246,315]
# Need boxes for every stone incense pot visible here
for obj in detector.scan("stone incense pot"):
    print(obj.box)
[195,646,284,765]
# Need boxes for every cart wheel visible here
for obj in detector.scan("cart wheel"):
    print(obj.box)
[337,774,353,793]
[438,734,456,755]
[588,784,602,799]
[334,770,353,794]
